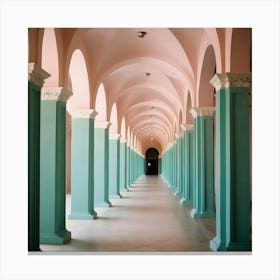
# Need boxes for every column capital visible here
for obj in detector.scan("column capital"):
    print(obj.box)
[210,73,251,91]
[181,123,194,131]
[175,133,183,139]
[28,63,50,88]
[41,87,73,103]
[109,133,121,140]
[69,109,98,119]
[120,138,127,143]
[190,107,215,118]
[95,121,111,129]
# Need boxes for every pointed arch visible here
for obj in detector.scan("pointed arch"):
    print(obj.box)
[41,28,59,87]
[67,49,91,110]
[95,83,107,122]
[197,45,216,107]
[109,103,118,134]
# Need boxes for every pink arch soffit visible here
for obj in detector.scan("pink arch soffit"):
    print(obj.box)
[196,44,216,107]
[95,83,107,122]
[225,28,233,72]
[228,28,252,72]
[136,127,168,148]
[195,31,222,106]
[133,121,170,143]
[109,103,118,135]
[111,82,182,115]
[119,95,179,126]
[67,49,91,111]
[128,110,173,134]
[41,28,60,87]
[185,91,194,124]
[120,117,126,140]
[64,29,95,104]
[103,60,188,111]
[95,57,195,97]
[141,141,162,155]
[127,126,131,146]
[123,100,175,141]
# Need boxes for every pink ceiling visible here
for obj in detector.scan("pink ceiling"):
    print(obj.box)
[30,27,251,156]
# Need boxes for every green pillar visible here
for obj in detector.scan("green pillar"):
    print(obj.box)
[94,122,111,207]
[180,124,194,205]
[68,110,97,220]
[175,135,183,196]
[120,139,128,192]
[109,134,122,198]
[126,144,130,188]
[190,107,215,219]
[210,73,251,251]
[40,87,72,244]
[28,63,50,251]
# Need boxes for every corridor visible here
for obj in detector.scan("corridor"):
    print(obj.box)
[41,175,215,253]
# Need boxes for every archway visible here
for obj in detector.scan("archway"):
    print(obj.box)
[145,148,159,175]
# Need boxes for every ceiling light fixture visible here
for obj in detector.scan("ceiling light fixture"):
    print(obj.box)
[144,72,151,77]
[137,31,147,38]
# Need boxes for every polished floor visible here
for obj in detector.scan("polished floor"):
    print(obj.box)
[41,175,216,253]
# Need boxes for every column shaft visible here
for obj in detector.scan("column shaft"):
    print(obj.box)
[180,128,194,205]
[210,73,251,251]
[69,111,97,220]
[120,141,127,192]
[28,64,50,251]
[191,108,215,218]
[94,126,111,207]
[40,87,71,244]
[109,137,121,198]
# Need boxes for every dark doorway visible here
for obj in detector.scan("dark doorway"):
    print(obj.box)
[145,148,159,175]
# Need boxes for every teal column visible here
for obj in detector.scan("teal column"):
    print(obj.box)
[175,136,183,196]
[180,125,194,205]
[68,110,97,220]
[126,144,130,188]
[94,122,111,207]
[28,64,50,251]
[210,73,251,251]
[158,157,162,174]
[109,134,121,198]
[120,140,127,192]
[40,87,72,244]
[190,107,215,219]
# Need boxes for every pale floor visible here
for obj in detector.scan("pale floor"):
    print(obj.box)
[41,175,216,253]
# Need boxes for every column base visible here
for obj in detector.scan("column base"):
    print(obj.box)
[191,208,215,218]
[68,211,97,220]
[210,236,227,251]
[180,198,192,205]
[28,247,41,252]
[174,190,182,197]
[40,229,71,244]
[95,201,112,207]
[109,194,123,199]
